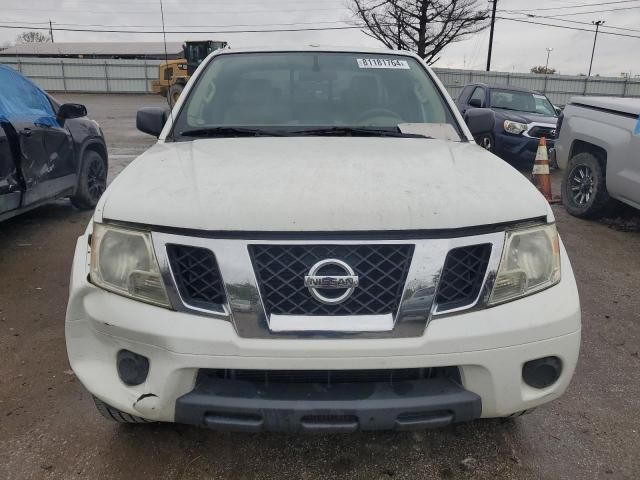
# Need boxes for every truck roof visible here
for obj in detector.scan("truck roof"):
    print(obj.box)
[570,96,640,117]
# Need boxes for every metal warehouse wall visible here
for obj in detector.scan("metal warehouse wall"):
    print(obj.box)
[0,57,162,93]
[432,68,640,105]
[2,57,640,104]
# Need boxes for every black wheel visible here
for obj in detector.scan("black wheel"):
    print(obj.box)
[562,152,615,218]
[93,396,154,424]
[476,133,494,152]
[70,150,107,210]
[168,83,184,107]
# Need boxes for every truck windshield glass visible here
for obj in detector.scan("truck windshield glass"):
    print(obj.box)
[172,52,459,139]
[490,89,556,116]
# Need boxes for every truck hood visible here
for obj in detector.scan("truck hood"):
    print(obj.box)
[493,109,557,125]
[100,137,550,232]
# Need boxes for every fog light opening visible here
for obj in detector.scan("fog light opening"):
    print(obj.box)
[522,356,562,389]
[117,350,150,386]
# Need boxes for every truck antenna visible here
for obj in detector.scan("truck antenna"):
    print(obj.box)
[159,0,175,140]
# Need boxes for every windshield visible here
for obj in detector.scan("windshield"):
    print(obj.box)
[490,89,556,116]
[172,52,460,139]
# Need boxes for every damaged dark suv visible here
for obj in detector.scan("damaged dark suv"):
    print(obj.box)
[0,65,108,221]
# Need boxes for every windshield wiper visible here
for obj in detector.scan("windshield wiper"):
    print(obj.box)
[288,126,429,138]
[179,127,288,138]
[179,126,430,139]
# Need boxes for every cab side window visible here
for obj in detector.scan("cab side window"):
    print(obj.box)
[468,87,486,107]
[458,86,474,104]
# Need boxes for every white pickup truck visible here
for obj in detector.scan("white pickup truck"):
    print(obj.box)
[554,96,640,217]
[66,47,580,432]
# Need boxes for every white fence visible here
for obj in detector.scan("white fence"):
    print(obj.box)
[2,56,640,105]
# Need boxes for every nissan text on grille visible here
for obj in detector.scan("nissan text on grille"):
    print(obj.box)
[66,47,581,432]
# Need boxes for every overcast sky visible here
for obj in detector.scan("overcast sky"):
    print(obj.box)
[2,0,640,77]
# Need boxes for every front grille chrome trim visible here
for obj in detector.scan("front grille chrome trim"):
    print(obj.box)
[153,235,230,319]
[166,244,228,314]
[269,313,394,333]
[524,122,557,139]
[151,232,507,338]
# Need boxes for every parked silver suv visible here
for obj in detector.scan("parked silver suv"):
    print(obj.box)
[554,96,640,218]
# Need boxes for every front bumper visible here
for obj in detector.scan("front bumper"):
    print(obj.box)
[495,132,555,164]
[175,371,481,432]
[66,232,581,430]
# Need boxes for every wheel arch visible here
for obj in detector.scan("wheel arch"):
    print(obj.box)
[569,140,607,172]
[74,138,108,194]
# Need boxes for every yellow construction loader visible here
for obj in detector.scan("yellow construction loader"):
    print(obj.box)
[151,40,227,106]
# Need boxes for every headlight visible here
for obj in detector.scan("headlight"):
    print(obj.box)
[489,224,561,305]
[503,120,528,135]
[90,223,170,307]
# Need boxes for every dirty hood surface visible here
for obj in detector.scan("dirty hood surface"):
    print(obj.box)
[100,137,550,231]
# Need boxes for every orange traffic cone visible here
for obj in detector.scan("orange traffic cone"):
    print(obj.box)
[532,137,557,203]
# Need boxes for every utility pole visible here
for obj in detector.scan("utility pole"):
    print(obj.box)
[545,47,553,72]
[486,0,498,71]
[49,20,54,43]
[588,20,604,77]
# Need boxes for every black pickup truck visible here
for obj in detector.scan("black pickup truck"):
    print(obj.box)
[0,65,108,222]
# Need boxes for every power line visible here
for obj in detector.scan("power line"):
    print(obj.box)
[43,20,351,29]
[501,0,640,12]
[0,16,491,34]
[1,6,344,14]
[7,13,638,35]
[0,23,369,34]
[506,12,640,33]
[17,0,344,4]
[509,5,640,17]
[4,13,635,36]
[496,16,640,39]
[0,16,488,33]
[0,20,51,24]
[2,13,640,40]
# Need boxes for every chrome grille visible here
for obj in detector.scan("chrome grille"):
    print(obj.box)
[528,125,556,139]
[435,244,492,311]
[249,244,414,316]
[166,244,227,310]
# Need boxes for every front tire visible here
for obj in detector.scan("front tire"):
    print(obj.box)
[561,152,615,218]
[93,396,154,424]
[70,150,107,210]
[476,133,494,152]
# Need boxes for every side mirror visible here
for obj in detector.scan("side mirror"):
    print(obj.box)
[464,108,495,136]
[136,107,170,137]
[58,103,87,120]
[468,98,483,108]
[554,106,563,116]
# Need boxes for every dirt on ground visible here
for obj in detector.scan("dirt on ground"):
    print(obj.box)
[0,94,639,480]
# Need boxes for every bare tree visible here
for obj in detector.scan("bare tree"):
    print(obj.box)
[351,0,489,64]
[15,31,49,44]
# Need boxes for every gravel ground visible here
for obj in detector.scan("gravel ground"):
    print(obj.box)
[0,94,639,480]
